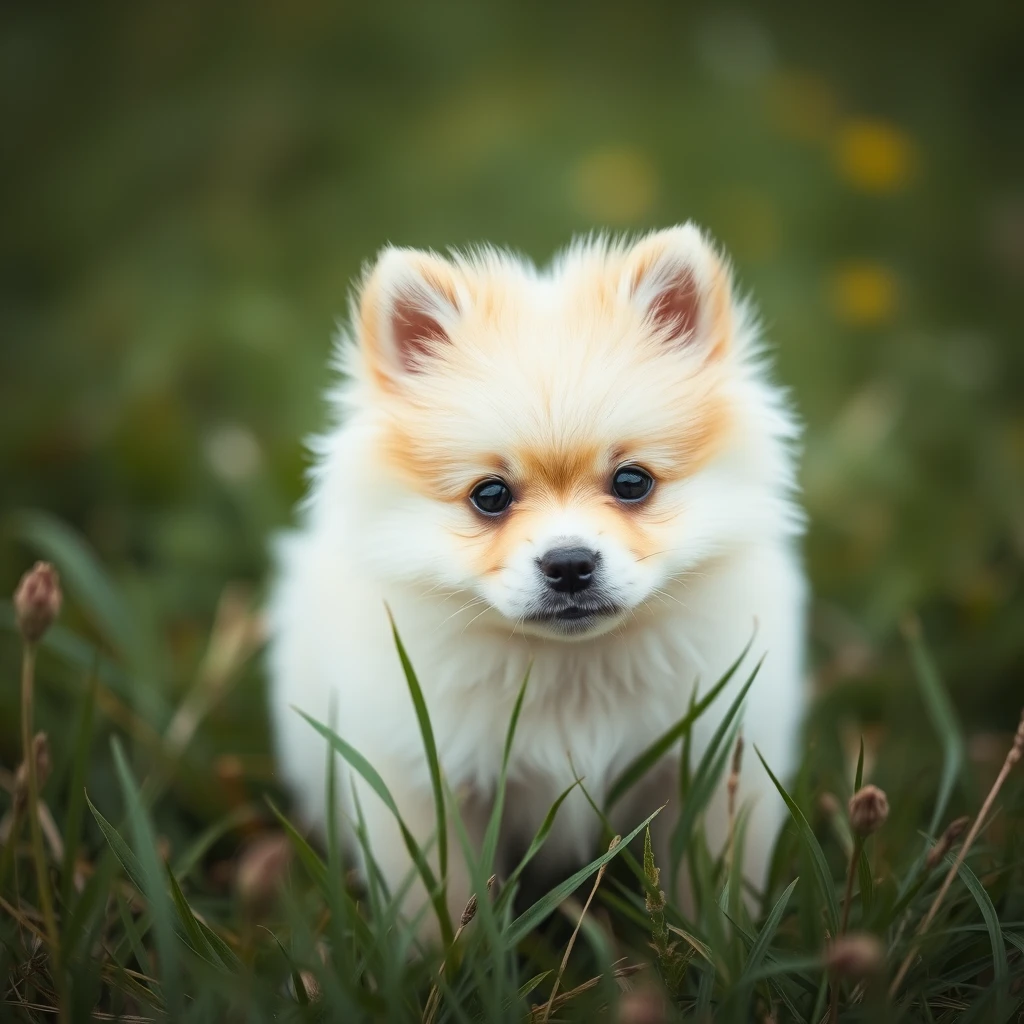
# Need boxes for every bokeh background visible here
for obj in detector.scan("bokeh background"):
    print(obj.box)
[2,2,1022,822]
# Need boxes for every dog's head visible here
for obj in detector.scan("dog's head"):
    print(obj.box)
[330,225,796,640]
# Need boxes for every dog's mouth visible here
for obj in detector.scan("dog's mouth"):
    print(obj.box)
[526,601,621,633]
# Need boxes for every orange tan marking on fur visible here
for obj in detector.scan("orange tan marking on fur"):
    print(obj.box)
[513,444,605,499]
[377,418,475,501]
[625,386,735,483]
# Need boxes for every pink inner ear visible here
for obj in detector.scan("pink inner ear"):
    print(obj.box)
[649,267,701,345]
[391,295,449,373]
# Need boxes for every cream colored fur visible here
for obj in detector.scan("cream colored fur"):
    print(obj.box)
[267,224,807,938]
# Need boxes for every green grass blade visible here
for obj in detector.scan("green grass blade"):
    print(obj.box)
[295,707,454,944]
[606,631,756,809]
[195,918,243,973]
[741,953,825,986]
[755,745,840,935]
[696,960,716,1016]
[115,890,153,978]
[950,854,1008,1015]
[61,666,97,913]
[387,608,447,882]
[680,686,697,797]
[265,797,328,891]
[854,736,865,793]
[109,738,181,1017]
[905,619,967,834]
[62,848,119,961]
[495,778,581,913]
[517,971,553,1001]
[727,804,753,932]
[165,863,229,969]
[445,780,506,1022]
[265,927,310,1006]
[506,805,662,945]
[668,659,762,889]
[86,791,146,892]
[481,666,531,873]
[738,877,799,984]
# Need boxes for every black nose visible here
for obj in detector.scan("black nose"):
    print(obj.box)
[538,546,598,593]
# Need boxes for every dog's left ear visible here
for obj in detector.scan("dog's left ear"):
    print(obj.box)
[357,246,463,389]
[622,224,733,361]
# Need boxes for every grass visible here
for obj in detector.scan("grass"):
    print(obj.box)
[1,526,1023,1022]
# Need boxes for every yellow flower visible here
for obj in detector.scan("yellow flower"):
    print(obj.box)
[829,263,898,326]
[571,146,659,225]
[834,119,915,193]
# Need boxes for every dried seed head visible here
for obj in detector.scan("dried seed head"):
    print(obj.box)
[14,732,51,810]
[236,832,292,914]
[728,734,745,814]
[730,734,745,778]
[1008,708,1024,767]
[925,815,971,871]
[826,932,884,979]
[14,562,62,643]
[460,874,498,927]
[848,784,889,838]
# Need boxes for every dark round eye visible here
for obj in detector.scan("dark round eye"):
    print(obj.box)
[611,465,654,502]
[470,478,513,516]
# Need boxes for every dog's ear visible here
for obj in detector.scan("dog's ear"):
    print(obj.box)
[358,247,462,386]
[622,224,733,361]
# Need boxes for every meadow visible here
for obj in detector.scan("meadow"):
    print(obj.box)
[1,2,1022,1020]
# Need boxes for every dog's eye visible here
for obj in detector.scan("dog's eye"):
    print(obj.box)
[611,465,654,503]
[470,478,513,516]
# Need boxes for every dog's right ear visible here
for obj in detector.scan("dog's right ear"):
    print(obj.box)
[357,247,463,389]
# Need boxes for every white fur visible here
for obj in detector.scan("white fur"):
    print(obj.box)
[267,225,807,936]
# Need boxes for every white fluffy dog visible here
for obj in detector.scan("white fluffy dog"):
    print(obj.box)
[267,224,806,937]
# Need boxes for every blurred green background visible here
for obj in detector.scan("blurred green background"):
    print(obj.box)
[2,2,1022,806]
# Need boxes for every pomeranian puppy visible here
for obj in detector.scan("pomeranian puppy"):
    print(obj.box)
[267,224,806,936]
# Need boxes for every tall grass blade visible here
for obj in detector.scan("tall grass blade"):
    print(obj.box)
[949,854,1008,1016]
[266,797,328,891]
[109,738,181,1016]
[737,877,799,985]
[165,864,231,970]
[506,805,662,944]
[296,708,454,944]
[61,666,97,912]
[86,792,146,892]
[481,666,531,873]
[387,609,448,882]
[905,620,967,834]
[755,746,840,935]
[668,658,762,891]
[606,631,755,809]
